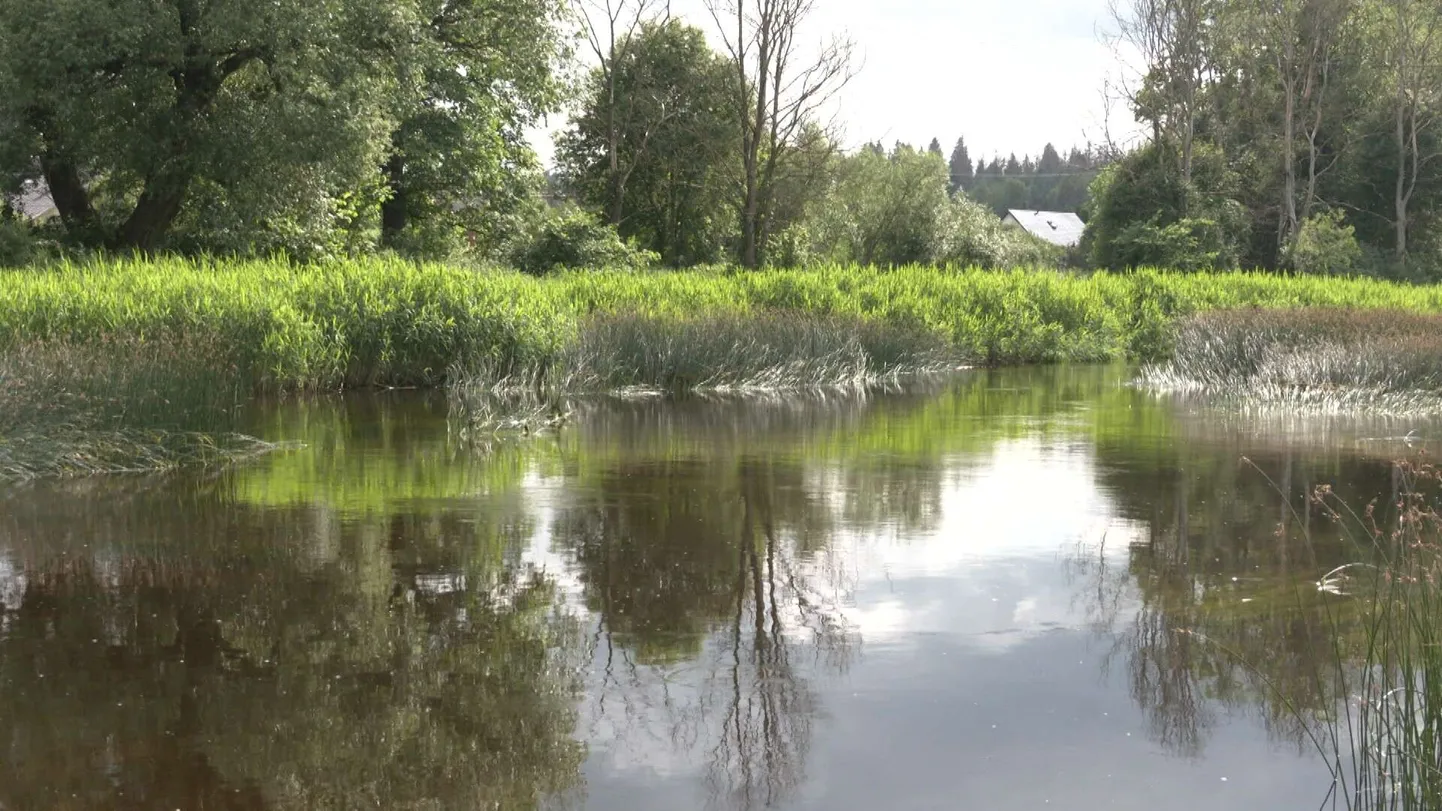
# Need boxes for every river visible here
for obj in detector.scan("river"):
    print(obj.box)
[0,365,1429,810]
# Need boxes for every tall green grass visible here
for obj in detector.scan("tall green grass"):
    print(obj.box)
[5,259,1442,392]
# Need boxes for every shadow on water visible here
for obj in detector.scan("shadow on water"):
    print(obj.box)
[1,367,1437,809]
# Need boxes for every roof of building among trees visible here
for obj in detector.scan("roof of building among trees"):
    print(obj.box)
[1003,210,1085,248]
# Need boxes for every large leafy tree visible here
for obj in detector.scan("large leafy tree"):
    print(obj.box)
[378,0,569,257]
[0,0,567,257]
[0,0,403,252]
[558,20,739,266]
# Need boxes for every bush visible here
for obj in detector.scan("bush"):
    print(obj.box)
[932,195,1062,269]
[1291,210,1362,275]
[507,204,658,276]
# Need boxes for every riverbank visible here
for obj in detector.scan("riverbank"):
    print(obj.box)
[6,258,1442,475]
[5,258,1442,391]
[1142,309,1442,415]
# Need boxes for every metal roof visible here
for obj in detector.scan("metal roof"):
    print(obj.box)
[8,181,58,222]
[1003,210,1085,248]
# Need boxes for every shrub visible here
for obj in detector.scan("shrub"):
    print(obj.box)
[1291,210,1362,276]
[507,204,658,276]
[932,195,1061,269]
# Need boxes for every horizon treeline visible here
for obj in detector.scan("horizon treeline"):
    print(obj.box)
[1,0,1438,278]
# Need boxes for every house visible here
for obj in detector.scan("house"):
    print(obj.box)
[7,180,59,223]
[1002,210,1085,248]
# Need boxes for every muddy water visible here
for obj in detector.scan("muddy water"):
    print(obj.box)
[0,365,1430,810]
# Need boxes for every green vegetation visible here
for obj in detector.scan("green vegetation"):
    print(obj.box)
[8,257,1442,476]
[9,259,1442,394]
[0,335,272,478]
[1144,309,1442,415]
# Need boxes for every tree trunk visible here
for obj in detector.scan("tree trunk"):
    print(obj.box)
[116,172,192,253]
[38,150,98,238]
[1282,73,1298,258]
[381,153,409,247]
[1395,68,1409,262]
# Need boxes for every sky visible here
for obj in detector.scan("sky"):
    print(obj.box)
[530,0,1148,168]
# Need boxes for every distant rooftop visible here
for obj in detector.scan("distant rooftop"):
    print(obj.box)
[9,180,58,222]
[1003,210,1085,248]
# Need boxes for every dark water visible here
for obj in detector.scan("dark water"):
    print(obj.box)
[0,366,1431,810]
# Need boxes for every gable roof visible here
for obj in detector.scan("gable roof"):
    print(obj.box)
[1003,210,1085,248]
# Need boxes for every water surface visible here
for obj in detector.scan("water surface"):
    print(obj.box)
[1,366,1430,810]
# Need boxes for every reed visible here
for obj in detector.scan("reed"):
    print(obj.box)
[1143,309,1442,415]
[0,336,270,479]
[5,259,1442,393]
[1304,462,1442,810]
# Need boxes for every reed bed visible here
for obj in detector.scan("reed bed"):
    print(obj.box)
[6,258,1442,475]
[5,259,1442,394]
[0,336,272,479]
[1143,310,1442,415]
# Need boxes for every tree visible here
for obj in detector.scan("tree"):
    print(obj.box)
[378,0,569,255]
[927,137,943,157]
[1110,0,1212,183]
[949,137,974,193]
[1039,143,1065,174]
[1005,153,1022,175]
[1378,0,1442,264]
[703,0,855,268]
[0,0,400,251]
[810,143,949,266]
[1084,140,1250,270]
[0,0,568,257]
[573,0,671,228]
[558,20,739,265]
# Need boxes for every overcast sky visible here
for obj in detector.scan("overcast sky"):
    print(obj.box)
[531,0,1147,167]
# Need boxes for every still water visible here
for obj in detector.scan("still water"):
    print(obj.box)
[0,365,1430,810]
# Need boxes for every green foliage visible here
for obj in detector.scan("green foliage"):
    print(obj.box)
[1291,210,1363,276]
[0,0,567,257]
[1085,141,1250,271]
[810,144,951,266]
[0,220,41,268]
[506,204,659,276]
[933,195,1063,269]
[558,20,738,267]
[6,258,1442,397]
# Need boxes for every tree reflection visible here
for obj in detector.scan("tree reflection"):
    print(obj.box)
[0,481,585,810]
[555,453,856,810]
[1074,440,1407,759]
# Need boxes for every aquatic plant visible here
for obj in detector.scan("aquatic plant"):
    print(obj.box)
[1143,309,1442,415]
[5,259,1442,393]
[0,336,271,479]
[1303,461,1442,810]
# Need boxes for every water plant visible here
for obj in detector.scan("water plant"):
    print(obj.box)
[1306,461,1442,810]
[1143,309,1442,415]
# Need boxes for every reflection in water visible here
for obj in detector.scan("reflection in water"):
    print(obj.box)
[0,481,584,810]
[555,453,857,809]
[1,368,1436,810]
[1081,435,1411,760]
